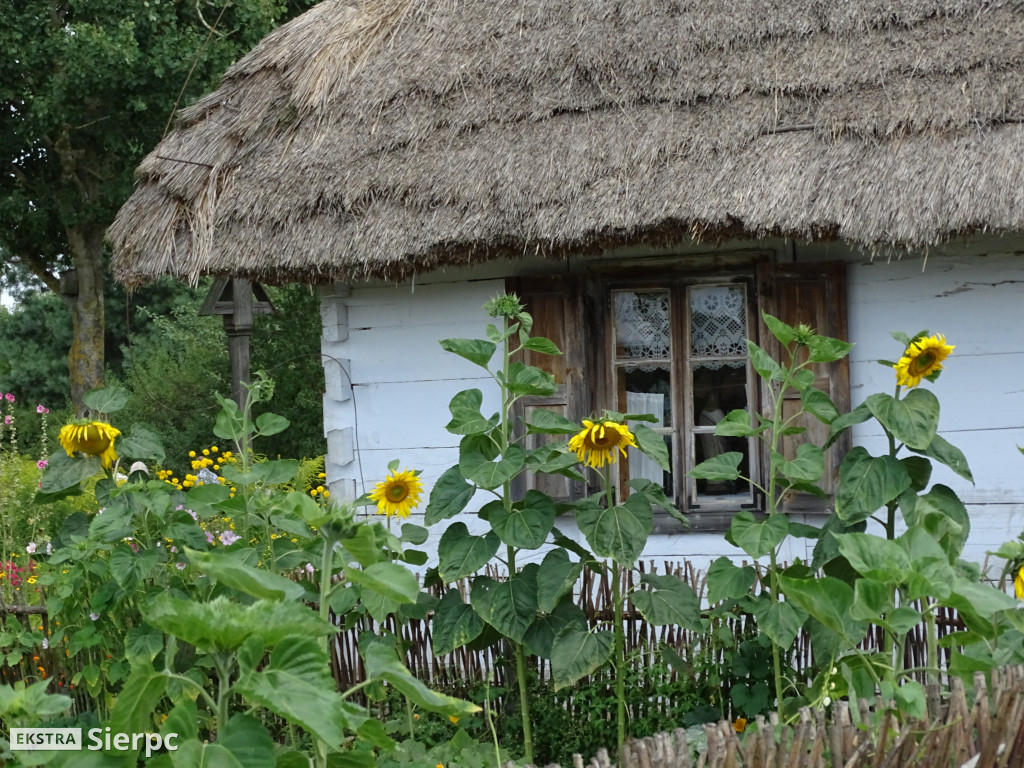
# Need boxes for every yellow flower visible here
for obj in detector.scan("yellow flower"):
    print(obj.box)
[189,451,196,458]
[369,468,424,519]
[569,420,637,468]
[1015,565,1024,600]
[58,421,121,469]
[448,715,460,724]
[733,717,747,733]
[894,334,954,389]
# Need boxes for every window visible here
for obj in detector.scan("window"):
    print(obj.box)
[611,281,759,515]
[509,258,850,530]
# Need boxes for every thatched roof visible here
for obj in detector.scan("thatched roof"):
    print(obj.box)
[110,0,1024,287]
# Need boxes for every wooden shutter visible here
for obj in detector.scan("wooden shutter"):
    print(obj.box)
[506,274,597,501]
[756,261,851,511]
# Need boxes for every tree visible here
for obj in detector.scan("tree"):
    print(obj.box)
[0,0,315,411]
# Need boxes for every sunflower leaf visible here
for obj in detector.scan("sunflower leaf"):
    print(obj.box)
[459,445,525,490]
[632,424,670,472]
[439,338,496,369]
[865,390,939,450]
[84,385,130,415]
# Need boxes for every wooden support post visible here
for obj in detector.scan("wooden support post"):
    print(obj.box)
[199,277,276,409]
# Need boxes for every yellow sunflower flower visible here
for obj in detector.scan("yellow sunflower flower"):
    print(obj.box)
[369,468,424,518]
[569,419,637,468]
[1015,565,1024,600]
[58,421,121,469]
[894,334,954,389]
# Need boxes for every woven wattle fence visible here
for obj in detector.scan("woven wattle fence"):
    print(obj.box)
[519,666,1024,768]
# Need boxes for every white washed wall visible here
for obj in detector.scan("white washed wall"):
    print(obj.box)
[321,240,1024,574]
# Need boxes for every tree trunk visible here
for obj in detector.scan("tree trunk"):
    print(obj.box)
[66,224,106,415]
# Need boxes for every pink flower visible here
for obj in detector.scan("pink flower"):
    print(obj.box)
[5,393,14,403]
[4,415,11,424]
[219,530,240,547]
[89,612,99,621]
[205,531,214,544]
[304,563,315,575]
[176,562,186,570]
[36,405,48,414]
[37,460,48,469]
[26,543,36,554]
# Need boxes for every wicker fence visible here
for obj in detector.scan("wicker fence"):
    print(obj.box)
[530,666,1024,768]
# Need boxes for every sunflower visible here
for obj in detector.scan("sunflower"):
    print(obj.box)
[369,468,424,518]
[58,421,121,469]
[894,334,955,389]
[1015,565,1024,600]
[569,419,637,468]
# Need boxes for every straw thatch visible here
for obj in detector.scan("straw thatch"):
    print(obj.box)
[109,0,1024,287]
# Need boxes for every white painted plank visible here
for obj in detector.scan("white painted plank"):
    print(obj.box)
[348,378,500,451]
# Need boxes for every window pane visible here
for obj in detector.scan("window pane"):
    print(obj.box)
[693,431,750,502]
[690,285,746,358]
[614,290,671,360]
[617,365,671,427]
[691,362,747,422]
[627,435,673,498]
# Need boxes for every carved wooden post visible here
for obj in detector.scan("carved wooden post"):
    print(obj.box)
[199,278,275,409]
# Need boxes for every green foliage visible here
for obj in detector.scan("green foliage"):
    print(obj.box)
[0,293,72,406]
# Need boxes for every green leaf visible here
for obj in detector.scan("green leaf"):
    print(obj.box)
[850,578,894,623]
[171,741,245,768]
[888,607,923,636]
[550,626,613,689]
[437,524,501,583]
[338,525,386,568]
[345,562,419,605]
[525,409,581,435]
[216,714,276,768]
[38,449,103,496]
[688,451,743,481]
[801,389,839,424]
[505,362,557,396]
[124,624,165,664]
[236,637,356,748]
[706,557,756,604]
[523,600,588,659]
[778,443,825,483]
[714,409,757,437]
[362,641,479,716]
[84,386,130,414]
[726,511,788,560]
[489,490,555,550]
[255,412,290,437]
[806,335,854,363]
[213,393,246,442]
[751,598,807,649]
[401,524,428,546]
[905,484,970,562]
[836,447,912,524]
[183,548,305,601]
[761,313,796,345]
[521,336,562,355]
[109,546,160,590]
[575,495,652,566]
[459,445,525,490]
[893,680,927,720]
[145,595,336,653]
[431,590,485,655]
[943,578,1019,619]
[445,389,499,436]
[248,459,300,485]
[118,423,166,464]
[865,390,939,451]
[424,466,475,525]
[470,569,539,643]
[632,573,703,630]
[747,340,784,382]
[825,402,872,448]
[632,423,670,472]
[900,456,933,492]
[627,478,687,524]
[835,533,910,583]
[778,575,867,649]
[536,549,583,614]
[110,664,166,738]
[909,434,973,483]
[440,337,497,368]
